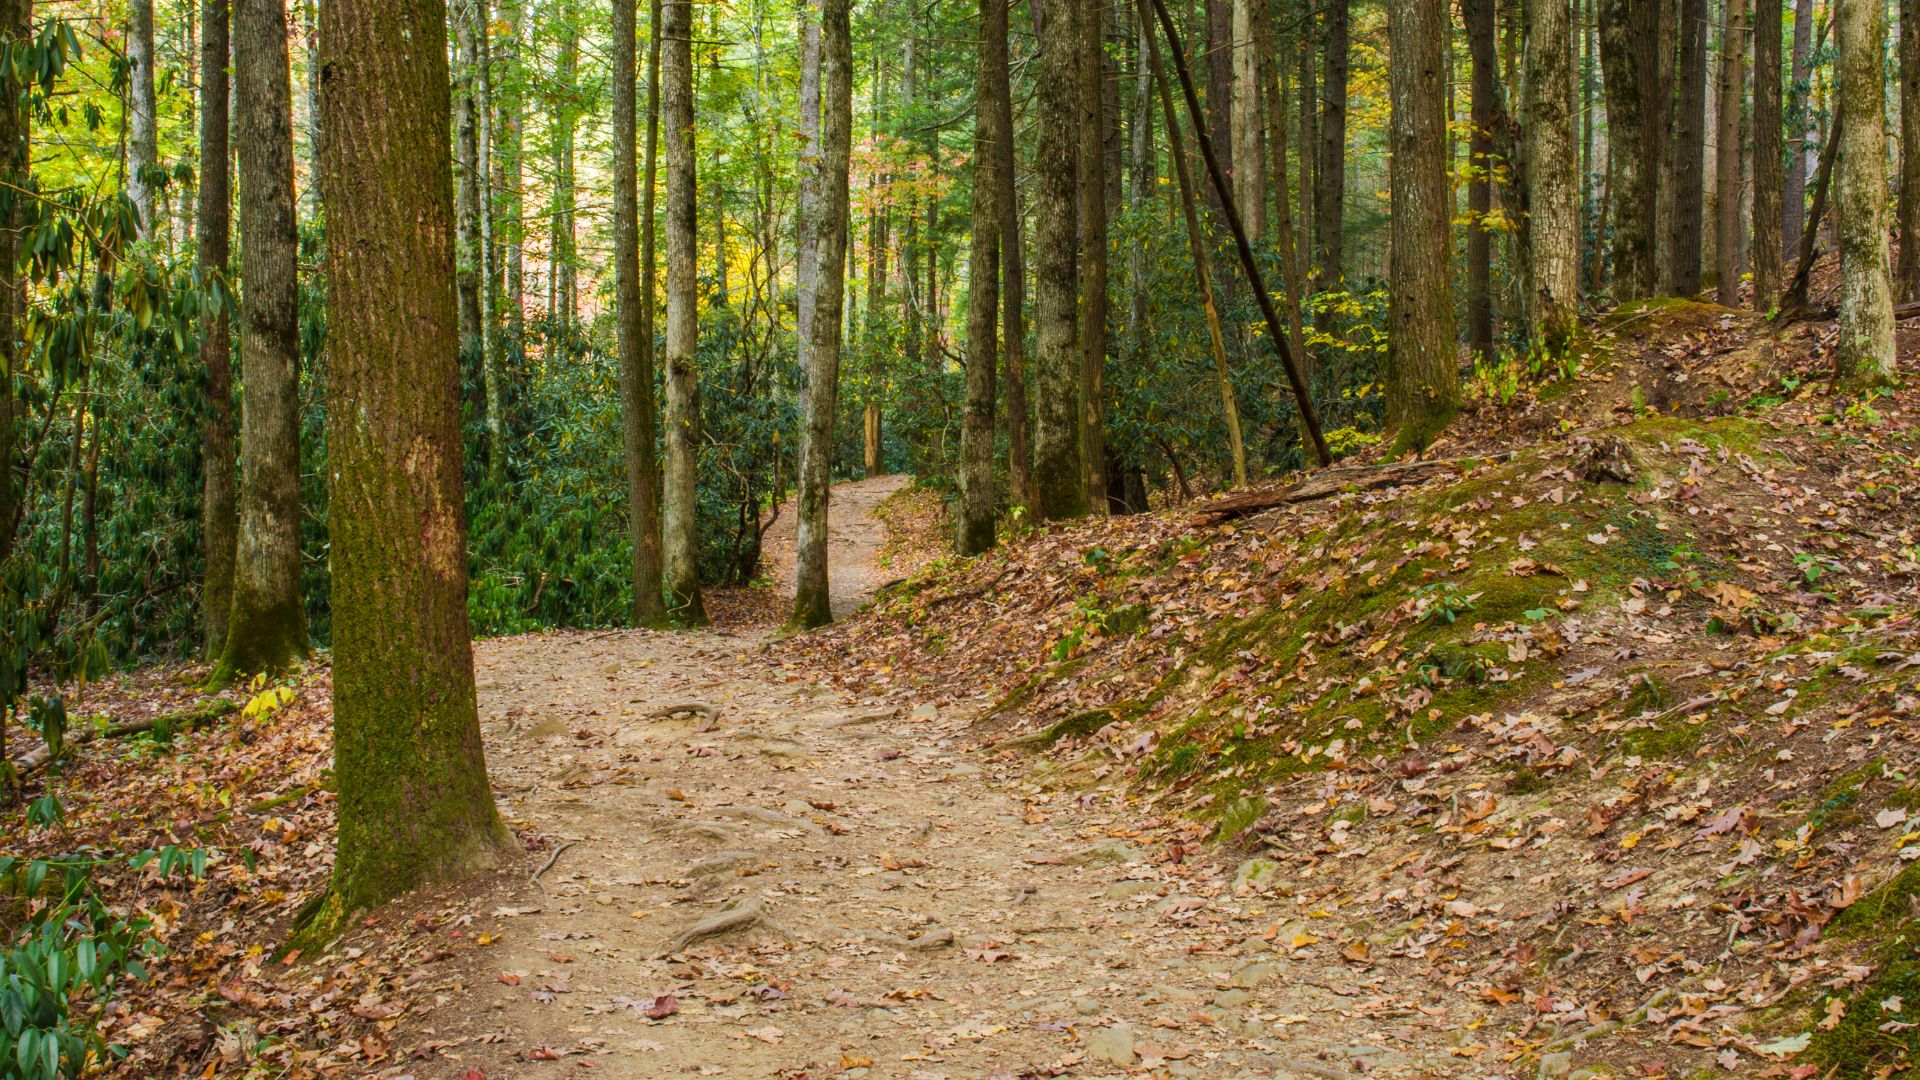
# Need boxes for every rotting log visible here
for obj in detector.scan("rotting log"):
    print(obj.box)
[1190,459,1471,524]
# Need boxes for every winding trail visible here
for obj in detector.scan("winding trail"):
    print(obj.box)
[415,478,1461,1079]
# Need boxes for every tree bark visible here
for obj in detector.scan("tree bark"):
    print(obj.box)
[1079,0,1109,507]
[1001,152,1032,509]
[215,0,308,685]
[792,0,853,620]
[1598,0,1659,297]
[1464,0,1499,363]
[1386,0,1458,451]
[502,0,526,338]
[552,13,579,322]
[1034,0,1085,519]
[454,0,485,352]
[199,0,235,656]
[1833,0,1894,382]
[614,0,665,626]
[1296,24,1315,279]
[1751,0,1782,304]
[1782,0,1812,253]
[1204,0,1233,216]
[1230,0,1264,239]
[1315,0,1349,288]
[1714,0,1747,306]
[313,0,512,929]
[1897,0,1920,301]
[1528,0,1580,354]
[129,0,160,236]
[958,0,1007,556]
[661,0,706,621]
[1257,0,1305,364]
[1668,0,1708,295]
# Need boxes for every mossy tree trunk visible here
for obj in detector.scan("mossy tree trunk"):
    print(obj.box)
[215,0,308,687]
[1032,0,1083,521]
[613,0,666,627]
[1526,0,1579,356]
[957,0,1005,557]
[1598,0,1659,297]
[1077,0,1108,509]
[198,0,235,657]
[1833,0,1895,382]
[1386,0,1458,453]
[313,0,513,929]
[791,0,853,624]
[661,0,707,623]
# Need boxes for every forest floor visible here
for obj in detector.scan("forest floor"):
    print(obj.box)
[407,472,1461,1079]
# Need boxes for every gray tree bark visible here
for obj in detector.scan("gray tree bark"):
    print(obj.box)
[661,0,707,621]
[199,0,235,656]
[129,0,160,236]
[1528,0,1580,354]
[1386,0,1458,451]
[1752,0,1783,304]
[1668,0,1708,295]
[614,0,665,626]
[1079,0,1109,507]
[1834,0,1894,381]
[1598,0,1660,297]
[1782,0,1812,253]
[1033,0,1084,519]
[1714,0,1747,305]
[1315,0,1349,287]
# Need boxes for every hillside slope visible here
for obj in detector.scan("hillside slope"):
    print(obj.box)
[786,301,1920,1076]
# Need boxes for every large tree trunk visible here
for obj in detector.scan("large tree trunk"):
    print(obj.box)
[1142,3,1246,485]
[312,0,512,929]
[1598,0,1659,297]
[1528,0,1580,354]
[1897,0,1920,301]
[1230,0,1264,239]
[1001,149,1032,510]
[1033,0,1085,520]
[199,0,235,657]
[1667,0,1708,295]
[1315,0,1349,288]
[215,0,308,686]
[1257,0,1305,364]
[129,0,159,235]
[1386,0,1457,451]
[1079,0,1109,507]
[1751,0,1783,304]
[792,0,853,621]
[1714,0,1747,306]
[1463,0,1499,363]
[1782,0,1812,253]
[1204,0,1233,217]
[958,0,1008,555]
[1834,0,1894,382]
[661,0,706,622]
[614,0,665,626]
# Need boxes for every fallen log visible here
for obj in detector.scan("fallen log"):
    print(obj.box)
[8,697,238,781]
[1190,458,1470,524]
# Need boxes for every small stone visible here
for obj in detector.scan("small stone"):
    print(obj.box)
[945,762,983,778]
[1540,1051,1574,1078]
[781,799,814,816]
[909,703,938,720]
[1213,989,1253,1009]
[907,927,954,950]
[1232,857,1281,895]
[1230,961,1277,988]
[1066,840,1143,866]
[1073,997,1101,1016]
[1105,880,1159,901]
[1085,1025,1136,1066]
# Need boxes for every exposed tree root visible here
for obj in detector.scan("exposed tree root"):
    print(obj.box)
[659,896,785,956]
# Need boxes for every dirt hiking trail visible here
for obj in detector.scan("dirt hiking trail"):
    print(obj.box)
[416,479,1466,1080]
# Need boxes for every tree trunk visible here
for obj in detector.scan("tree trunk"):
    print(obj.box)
[1714,0,1746,305]
[1034,0,1084,519]
[1598,0,1659,297]
[215,0,308,686]
[312,0,512,930]
[1386,0,1458,451]
[1834,0,1894,382]
[475,0,503,485]
[502,0,525,338]
[1315,0,1349,288]
[795,0,822,357]
[958,0,1007,556]
[1751,0,1782,304]
[1079,0,1109,508]
[454,0,485,353]
[1142,5,1246,484]
[661,0,706,622]
[129,0,159,235]
[792,0,853,620]
[1204,0,1233,216]
[1464,0,1499,363]
[1897,0,1920,301]
[614,0,665,626]
[552,15,579,322]
[1230,0,1264,239]
[1002,156,1032,509]
[1528,0,1580,354]
[1668,0,1708,294]
[199,0,235,657]
[1782,0,1811,253]
[1257,0,1305,364]
[1296,25,1315,279]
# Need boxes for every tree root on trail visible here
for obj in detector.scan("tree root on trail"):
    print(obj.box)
[7,697,239,784]
[530,840,577,890]
[659,896,786,956]
[1191,458,1471,524]
[646,703,719,726]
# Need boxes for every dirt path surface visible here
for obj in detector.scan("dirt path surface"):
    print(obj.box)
[758,473,910,620]
[415,480,1463,1080]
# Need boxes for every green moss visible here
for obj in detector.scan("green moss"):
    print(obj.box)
[1618,717,1703,761]
[1212,795,1268,840]
[1810,861,1920,1074]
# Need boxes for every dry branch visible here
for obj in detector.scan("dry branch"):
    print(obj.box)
[8,698,239,781]
[1190,459,1469,524]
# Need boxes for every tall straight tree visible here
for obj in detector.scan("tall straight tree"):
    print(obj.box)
[661,0,706,621]
[1230,0,1265,238]
[1032,0,1084,520]
[1315,0,1349,287]
[198,0,235,655]
[214,0,308,685]
[612,0,665,626]
[1527,0,1579,354]
[1463,0,1499,362]
[1204,0,1233,214]
[1782,0,1813,253]
[1751,0,1783,304]
[454,0,485,353]
[1833,0,1894,381]
[1598,0,1659,297]
[1898,0,1919,301]
[1667,0,1708,294]
[791,0,853,623]
[957,0,1007,555]
[999,58,1031,512]
[1078,0,1108,506]
[1386,0,1457,451]
[313,0,512,927]
[128,0,159,235]
[1714,0,1747,305]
